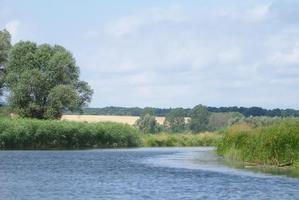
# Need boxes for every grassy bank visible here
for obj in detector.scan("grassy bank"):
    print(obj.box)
[142,132,222,147]
[217,120,299,168]
[0,118,222,149]
[0,119,141,149]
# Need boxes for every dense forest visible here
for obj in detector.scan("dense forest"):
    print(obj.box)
[66,106,299,117]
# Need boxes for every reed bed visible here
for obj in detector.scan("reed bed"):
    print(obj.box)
[217,120,299,167]
[142,132,222,147]
[0,119,141,149]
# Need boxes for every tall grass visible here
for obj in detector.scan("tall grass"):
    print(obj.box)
[0,107,10,119]
[0,119,141,149]
[217,120,299,167]
[142,132,222,147]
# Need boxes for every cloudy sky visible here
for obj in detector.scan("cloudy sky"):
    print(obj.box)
[1,0,299,109]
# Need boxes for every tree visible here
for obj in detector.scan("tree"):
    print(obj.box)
[0,29,11,102]
[5,41,93,119]
[189,104,210,132]
[142,107,155,116]
[207,112,244,131]
[135,113,161,133]
[164,108,186,132]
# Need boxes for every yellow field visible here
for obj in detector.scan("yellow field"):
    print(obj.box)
[61,115,166,125]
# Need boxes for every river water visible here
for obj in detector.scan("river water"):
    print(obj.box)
[0,147,298,200]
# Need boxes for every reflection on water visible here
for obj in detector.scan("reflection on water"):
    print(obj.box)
[145,147,299,178]
[225,160,299,178]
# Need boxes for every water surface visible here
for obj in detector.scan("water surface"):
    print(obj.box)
[0,147,298,200]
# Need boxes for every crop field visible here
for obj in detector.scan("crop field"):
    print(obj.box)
[61,115,166,125]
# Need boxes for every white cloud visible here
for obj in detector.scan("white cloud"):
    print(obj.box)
[212,2,272,23]
[217,47,243,64]
[270,48,299,65]
[77,1,299,108]
[247,3,272,22]
[107,15,142,37]
[2,0,299,108]
[5,19,20,43]
[106,5,187,37]
[126,72,153,86]
[265,27,299,66]
[83,30,99,40]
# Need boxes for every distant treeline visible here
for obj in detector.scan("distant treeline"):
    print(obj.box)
[66,106,299,117]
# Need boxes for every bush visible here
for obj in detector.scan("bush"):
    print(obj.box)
[0,118,141,149]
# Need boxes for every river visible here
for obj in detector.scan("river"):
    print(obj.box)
[0,147,298,200]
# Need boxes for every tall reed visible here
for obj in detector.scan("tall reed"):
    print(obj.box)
[142,132,222,147]
[217,120,299,167]
[0,119,141,149]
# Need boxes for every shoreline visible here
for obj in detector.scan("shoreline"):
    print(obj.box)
[221,157,299,177]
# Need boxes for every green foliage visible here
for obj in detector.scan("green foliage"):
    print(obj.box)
[134,114,162,133]
[230,116,283,128]
[207,112,244,131]
[5,41,93,119]
[0,29,11,68]
[0,107,10,119]
[0,29,11,99]
[164,108,186,132]
[189,104,210,132]
[217,120,299,167]
[67,106,299,118]
[0,118,141,149]
[142,107,155,116]
[142,132,222,147]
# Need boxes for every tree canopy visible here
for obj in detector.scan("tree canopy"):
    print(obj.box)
[0,29,11,101]
[189,104,210,132]
[5,41,93,119]
[135,113,161,134]
[0,29,11,68]
[69,106,299,118]
[207,112,244,131]
[164,108,186,132]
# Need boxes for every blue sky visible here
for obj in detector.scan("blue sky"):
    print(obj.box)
[1,0,299,109]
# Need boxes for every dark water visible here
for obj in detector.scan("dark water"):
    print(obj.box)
[0,147,299,200]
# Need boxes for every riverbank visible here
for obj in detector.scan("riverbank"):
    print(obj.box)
[142,132,222,147]
[217,120,299,168]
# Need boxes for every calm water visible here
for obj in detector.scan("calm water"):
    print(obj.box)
[0,147,299,200]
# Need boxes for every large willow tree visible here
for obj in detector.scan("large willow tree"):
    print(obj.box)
[5,41,93,119]
[0,30,11,100]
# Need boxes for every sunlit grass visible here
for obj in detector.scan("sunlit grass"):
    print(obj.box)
[217,119,299,167]
[0,118,141,149]
[142,132,222,147]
